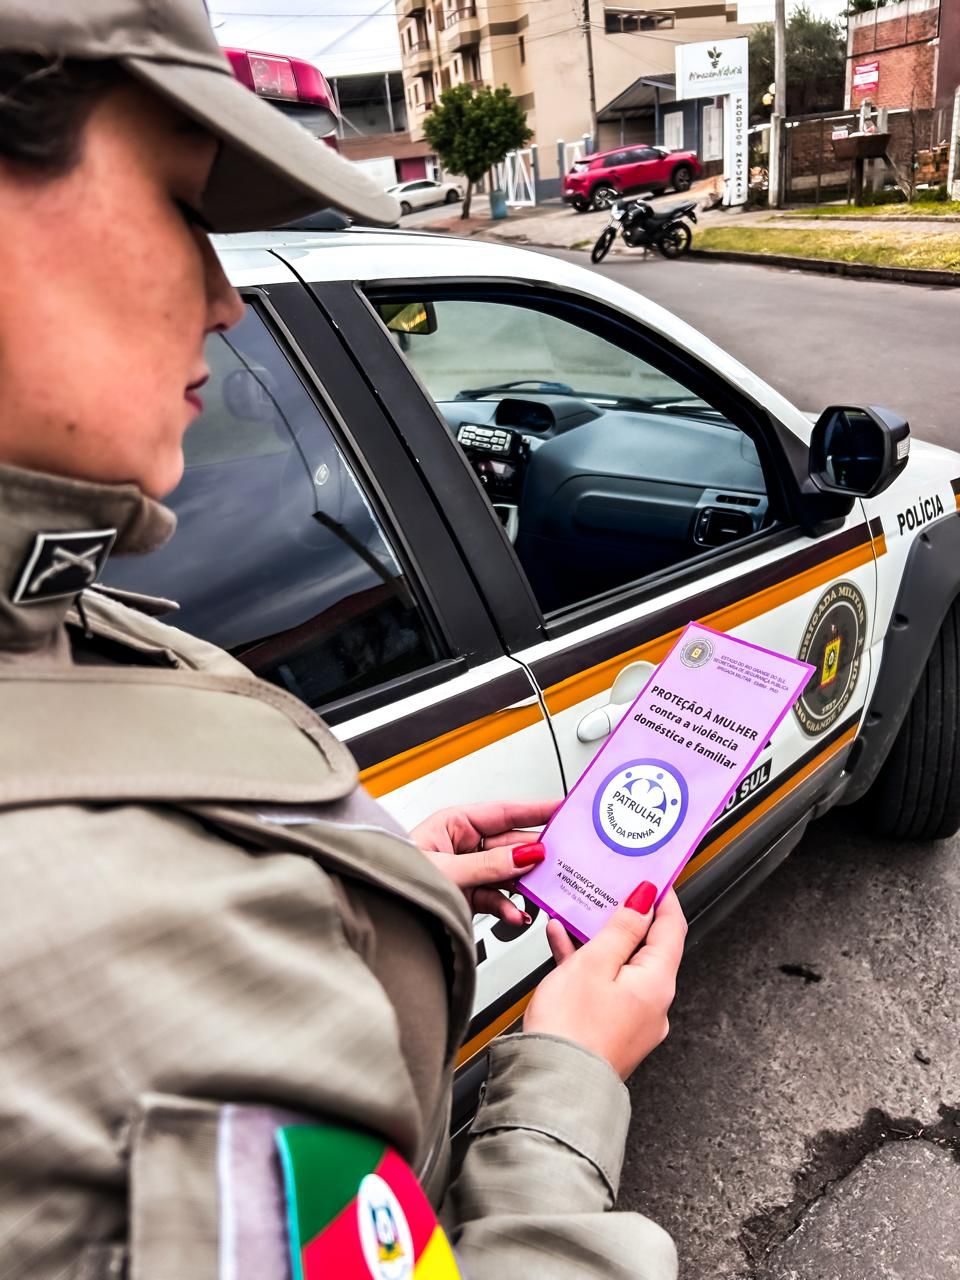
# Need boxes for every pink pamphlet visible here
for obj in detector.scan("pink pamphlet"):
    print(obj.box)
[521,623,814,942]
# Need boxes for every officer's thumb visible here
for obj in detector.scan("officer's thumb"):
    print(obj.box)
[585,882,658,974]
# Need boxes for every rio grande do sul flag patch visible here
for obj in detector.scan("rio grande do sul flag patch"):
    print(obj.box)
[275,1125,462,1280]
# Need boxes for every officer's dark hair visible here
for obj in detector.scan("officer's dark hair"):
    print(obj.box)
[0,54,122,175]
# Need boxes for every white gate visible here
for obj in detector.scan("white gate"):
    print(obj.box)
[563,139,586,171]
[490,147,536,206]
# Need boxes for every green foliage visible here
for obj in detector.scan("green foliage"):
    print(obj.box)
[749,5,846,120]
[916,184,950,203]
[845,0,886,14]
[422,83,532,186]
[860,186,907,205]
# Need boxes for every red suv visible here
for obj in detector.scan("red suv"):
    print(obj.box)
[563,145,701,212]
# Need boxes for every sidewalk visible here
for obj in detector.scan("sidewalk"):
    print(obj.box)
[418,193,960,256]
[417,182,754,255]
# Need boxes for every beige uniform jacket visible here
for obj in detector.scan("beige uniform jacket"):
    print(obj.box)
[0,466,677,1280]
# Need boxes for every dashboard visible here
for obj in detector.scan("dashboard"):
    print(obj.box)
[439,393,769,611]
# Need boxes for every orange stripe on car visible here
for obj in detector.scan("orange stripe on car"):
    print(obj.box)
[675,723,857,884]
[362,538,876,796]
[544,541,876,715]
[362,703,541,798]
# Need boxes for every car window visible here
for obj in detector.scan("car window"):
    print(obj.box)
[101,304,443,711]
[372,294,770,615]
[603,152,628,168]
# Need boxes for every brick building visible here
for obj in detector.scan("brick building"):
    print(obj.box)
[845,0,960,123]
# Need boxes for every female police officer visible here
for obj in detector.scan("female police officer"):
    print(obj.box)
[0,3,686,1277]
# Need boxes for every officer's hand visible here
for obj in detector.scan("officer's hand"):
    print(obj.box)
[411,800,557,925]
[523,887,687,1080]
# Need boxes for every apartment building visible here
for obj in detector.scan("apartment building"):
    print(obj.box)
[396,0,752,187]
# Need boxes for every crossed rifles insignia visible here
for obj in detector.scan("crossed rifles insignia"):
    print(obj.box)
[12,529,117,605]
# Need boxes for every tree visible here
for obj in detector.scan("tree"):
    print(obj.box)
[423,83,532,218]
[749,5,846,122]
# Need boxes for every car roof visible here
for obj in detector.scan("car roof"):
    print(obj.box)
[212,228,809,440]
[587,144,671,160]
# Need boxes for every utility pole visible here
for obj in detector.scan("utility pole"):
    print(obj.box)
[769,0,787,207]
[582,0,597,147]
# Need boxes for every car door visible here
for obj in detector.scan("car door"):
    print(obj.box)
[335,278,882,940]
[101,274,564,1079]
[642,145,675,190]
[602,150,630,192]
[410,180,435,209]
[102,277,563,830]
[621,147,656,193]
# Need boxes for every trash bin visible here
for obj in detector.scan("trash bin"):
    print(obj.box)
[490,189,508,220]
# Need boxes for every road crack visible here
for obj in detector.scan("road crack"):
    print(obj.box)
[738,1102,960,1273]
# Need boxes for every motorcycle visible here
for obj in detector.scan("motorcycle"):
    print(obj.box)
[591,194,697,264]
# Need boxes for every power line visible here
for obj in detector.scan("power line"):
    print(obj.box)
[212,0,571,15]
[320,19,582,66]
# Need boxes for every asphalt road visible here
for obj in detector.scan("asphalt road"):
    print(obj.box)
[534,253,960,1277]
[548,249,960,450]
[617,809,960,1279]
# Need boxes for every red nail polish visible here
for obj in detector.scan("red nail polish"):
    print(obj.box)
[625,881,657,914]
[513,841,545,867]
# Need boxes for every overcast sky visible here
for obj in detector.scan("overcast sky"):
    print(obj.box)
[737,0,848,22]
[208,1,403,78]
[208,0,849,82]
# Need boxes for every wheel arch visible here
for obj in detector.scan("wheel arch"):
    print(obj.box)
[840,511,960,805]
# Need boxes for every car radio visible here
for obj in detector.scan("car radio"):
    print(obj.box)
[456,423,529,503]
[457,423,525,460]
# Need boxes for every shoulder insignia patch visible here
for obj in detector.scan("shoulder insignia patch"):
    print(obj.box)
[12,529,117,605]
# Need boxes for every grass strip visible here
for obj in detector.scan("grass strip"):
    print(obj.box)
[777,201,960,219]
[696,226,960,271]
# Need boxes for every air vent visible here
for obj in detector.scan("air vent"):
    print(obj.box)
[715,493,761,507]
[694,507,754,547]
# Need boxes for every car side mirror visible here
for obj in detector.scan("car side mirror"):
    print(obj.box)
[378,300,438,337]
[809,404,909,499]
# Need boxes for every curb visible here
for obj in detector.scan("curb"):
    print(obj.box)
[774,213,960,225]
[475,231,636,257]
[687,248,960,287]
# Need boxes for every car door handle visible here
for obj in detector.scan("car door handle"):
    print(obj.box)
[576,660,656,743]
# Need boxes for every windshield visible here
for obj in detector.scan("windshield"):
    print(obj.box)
[379,297,697,410]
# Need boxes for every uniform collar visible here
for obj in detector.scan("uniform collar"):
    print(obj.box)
[0,465,175,654]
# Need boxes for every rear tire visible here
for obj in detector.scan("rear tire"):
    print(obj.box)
[591,227,616,263]
[591,184,618,210]
[865,599,960,839]
[658,223,692,257]
[672,164,694,192]
[400,200,412,216]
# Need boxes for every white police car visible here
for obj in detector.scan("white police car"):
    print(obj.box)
[103,229,960,1102]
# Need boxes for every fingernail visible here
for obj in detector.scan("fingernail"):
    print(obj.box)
[521,912,532,925]
[513,842,545,868]
[625,881,657,914]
